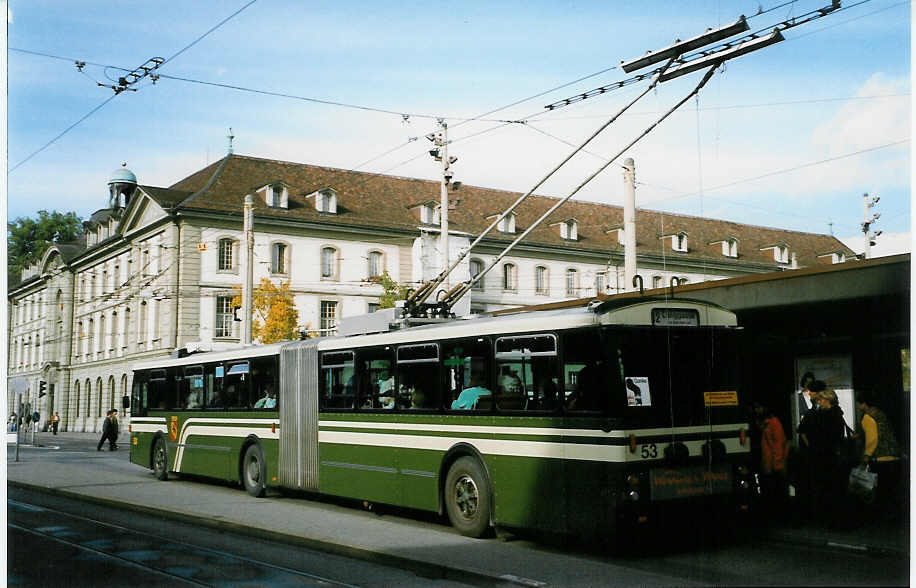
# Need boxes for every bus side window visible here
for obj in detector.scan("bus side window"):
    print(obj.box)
[320,351,354,410]
[443,337,492,411]
[563,329,619,414]
[223,362,250,409]
[396,344,439,410]
[494,334,557,412]
[251,356,279,410]
[357,347,394,410]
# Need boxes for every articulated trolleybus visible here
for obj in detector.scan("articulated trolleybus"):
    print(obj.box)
[130,297,753,538]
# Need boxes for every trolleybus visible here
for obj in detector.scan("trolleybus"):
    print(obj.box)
[129,297,753,538]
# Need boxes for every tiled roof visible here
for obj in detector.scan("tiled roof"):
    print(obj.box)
[140,185,193,209]
[168,154,854,269]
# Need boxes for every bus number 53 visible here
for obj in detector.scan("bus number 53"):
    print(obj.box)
[640,444,658,459]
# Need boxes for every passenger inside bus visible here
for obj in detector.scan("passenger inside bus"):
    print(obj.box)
[452,373,491,410]
[254,385,277,409]
[497,365,525,410]
[409,387,427,409]
[378,369,395,409]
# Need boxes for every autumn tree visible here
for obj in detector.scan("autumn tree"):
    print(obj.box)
[8,210,84,282]
[232,278,300,343]
[376,271,410,309]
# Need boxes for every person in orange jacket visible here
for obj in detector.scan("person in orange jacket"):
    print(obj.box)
[756,403,789,518]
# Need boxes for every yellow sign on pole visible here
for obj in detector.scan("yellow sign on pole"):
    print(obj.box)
[704,391,738,407]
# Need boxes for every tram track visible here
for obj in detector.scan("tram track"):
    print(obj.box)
[8,497,360,587]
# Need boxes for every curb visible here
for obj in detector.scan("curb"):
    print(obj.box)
[8,480,518,587]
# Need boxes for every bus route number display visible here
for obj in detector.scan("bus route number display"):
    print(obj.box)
[652,308,699,327]
[625,376,651,407]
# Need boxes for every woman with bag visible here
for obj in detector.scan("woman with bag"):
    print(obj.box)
[798,387,846,525]
[856,393,901,516]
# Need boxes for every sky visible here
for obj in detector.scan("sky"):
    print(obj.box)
[4,0,912,256]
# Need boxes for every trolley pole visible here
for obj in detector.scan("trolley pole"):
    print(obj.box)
[242,194,254,345]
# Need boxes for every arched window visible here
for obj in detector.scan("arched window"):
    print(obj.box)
[99,314,107,357]
[74,380,81,418]
[87,319,95,356]
[96,377,103,417]
[121,374,129,407]
[84,379,91,418]
[271,242,289,274]
[503,263,517,291]
[566,268,579,297]
[111,311,118,354]
[321,247,338,280]
[535,266,548,294]
[108,376,116,410]
[218,238,235,271]
[367,251,384,279]
[470,259,484,291]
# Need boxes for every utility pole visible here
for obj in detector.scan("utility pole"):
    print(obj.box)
[242,194,254,344]
[861,193,881,259]
[427,120,457,287]
[622,158,637,291]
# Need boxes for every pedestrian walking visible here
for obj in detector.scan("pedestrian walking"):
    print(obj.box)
[109,409,120,450]
[50,412,60,435]
[97,410,113,451]
[9,412,17,432]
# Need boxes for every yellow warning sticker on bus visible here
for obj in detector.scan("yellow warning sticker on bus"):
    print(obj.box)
[704,391,738,406]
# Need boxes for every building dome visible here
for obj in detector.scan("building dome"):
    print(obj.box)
[108,163,137,209]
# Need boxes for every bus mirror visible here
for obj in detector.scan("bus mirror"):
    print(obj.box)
[122,395,130,410]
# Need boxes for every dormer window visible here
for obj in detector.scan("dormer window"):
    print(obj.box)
[420,202,439,225]
[495,213,516,234]
[833,252,846,264]
[560,219,578,241]
[761,244,791,264]
[314,188,338,214]
[259,182,289,208]
[607,227,625,246]
[674,232,688,252]
[715,237,738,258]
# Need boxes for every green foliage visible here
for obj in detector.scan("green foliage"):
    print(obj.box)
[8,210,84,278]
[376,271,409,309]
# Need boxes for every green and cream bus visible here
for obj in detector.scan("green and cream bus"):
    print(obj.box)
[129,297,753,538]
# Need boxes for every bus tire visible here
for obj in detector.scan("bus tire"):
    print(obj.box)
[152,437,169,481]
[242,443,266,497]
[444,456,491,538]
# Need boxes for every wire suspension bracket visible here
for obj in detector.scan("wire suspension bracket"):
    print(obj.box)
[98,57,165,94]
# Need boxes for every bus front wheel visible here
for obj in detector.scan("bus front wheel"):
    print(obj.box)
[242,444,266,497]
[152,438,169,481]
[445,457,491,538]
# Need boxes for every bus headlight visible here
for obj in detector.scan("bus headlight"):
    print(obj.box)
[627,490,640,502]
[738,479,749,490]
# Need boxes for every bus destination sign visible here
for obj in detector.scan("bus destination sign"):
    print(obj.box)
[651,308,699,327]
[650,465,732,500]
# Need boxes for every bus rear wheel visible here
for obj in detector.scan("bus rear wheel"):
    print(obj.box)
[445,457,491,538]
[242,443,266,497]
[152,437,169,481]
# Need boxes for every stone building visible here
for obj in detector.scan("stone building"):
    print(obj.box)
[7,154,855,431]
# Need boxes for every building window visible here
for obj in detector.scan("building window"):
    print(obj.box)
[321,247,337,279]
[367,302,379,314]
[215,296,235,338]
[87,320,95,357]
[368,251,383,279]
[722,238,738,258]
[535,266,548,295]
[503,263,517,291]
[218,238,235,271]
[470,259,484,290]
[566,268,579,297]
[497,213,516,234]
[320,301,338,336]
[316,190,337,213]
[673,232,688,252]
[652,275,663,289]
[680,277,690,285]
[90,274,97,299]
[271,242,288,274]
[833,252,846,264]
[139,301,148,344]
[595,271,606,294]
[74,380,81,418]
[561,220,578,240]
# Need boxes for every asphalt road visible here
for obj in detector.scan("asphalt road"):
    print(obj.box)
[7,433,910,586]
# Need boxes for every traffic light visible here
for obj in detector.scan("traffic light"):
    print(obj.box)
[38,381,47,398]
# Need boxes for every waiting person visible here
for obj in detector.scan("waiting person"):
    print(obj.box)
[97,410,114,451]
[9,412,17,432]
[797,372,817,422]
[50,411,60,435]
[452,374,491,410]
[756,404,789,518]
[799,387,846,524]
[856,393,901,514]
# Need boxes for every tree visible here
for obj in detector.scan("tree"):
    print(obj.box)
[376,271,410,309]
[232,278,301,343]
[8,210,84,279]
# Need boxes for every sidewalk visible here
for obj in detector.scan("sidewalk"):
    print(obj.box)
[8,432,909,579]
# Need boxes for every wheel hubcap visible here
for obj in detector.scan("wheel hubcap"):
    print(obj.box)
[454,474,479,520]
[247,457,260,484]
[155,446,165,471]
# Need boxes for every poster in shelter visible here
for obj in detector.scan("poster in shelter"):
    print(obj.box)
[625,376,651,406]
[794,355,855,431]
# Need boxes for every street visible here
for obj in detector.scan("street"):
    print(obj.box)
[8,433,909,586]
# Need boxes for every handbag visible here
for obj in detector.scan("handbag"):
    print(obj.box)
[848,464,877,503]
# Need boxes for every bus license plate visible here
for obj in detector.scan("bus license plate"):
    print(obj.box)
[649,466,732,501]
